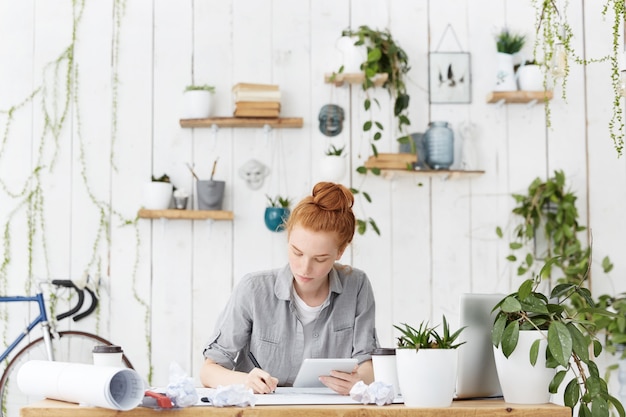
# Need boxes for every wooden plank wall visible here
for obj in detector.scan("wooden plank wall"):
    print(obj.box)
[1,0,624,390]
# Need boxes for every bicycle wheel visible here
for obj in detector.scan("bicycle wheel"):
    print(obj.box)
[0,330,133,417]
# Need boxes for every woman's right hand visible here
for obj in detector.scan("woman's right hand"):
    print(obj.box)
[247,367,278,394]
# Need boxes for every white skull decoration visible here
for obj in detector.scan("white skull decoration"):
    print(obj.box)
[238,159,270,190]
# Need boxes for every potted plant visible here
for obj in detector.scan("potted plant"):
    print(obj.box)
[394,316,465,407]
[182,84,215,119]
[516,59,545,91]
[331,25,411,236]
[494,28,526,91]
[141,174,173,210]
[319,144,347,182]
[491,261,625,416]
[495,170,613,298]
[264,195,291,232]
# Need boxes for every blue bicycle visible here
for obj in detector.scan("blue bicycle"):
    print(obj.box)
[0,279,133,417]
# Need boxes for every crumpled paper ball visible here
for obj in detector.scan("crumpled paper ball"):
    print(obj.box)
[208,384,257,407]
[350,381,395,406]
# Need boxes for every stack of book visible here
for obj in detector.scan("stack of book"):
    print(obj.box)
[232,83,281,118]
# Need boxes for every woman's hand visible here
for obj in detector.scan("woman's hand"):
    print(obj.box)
[319,365,361,395]
[246,367,279,394]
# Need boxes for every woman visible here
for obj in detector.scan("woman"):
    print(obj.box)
[200,182,378,395]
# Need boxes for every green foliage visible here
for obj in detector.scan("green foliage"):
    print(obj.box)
[495,28,526,54]
[151,174,171,183]
[334,25,412,236]
[325,144,345,156]
[265,194,291,208]
[394,316,466,350]
[498,170,613,299]
[491,268,625,417]
[184,84,215,93]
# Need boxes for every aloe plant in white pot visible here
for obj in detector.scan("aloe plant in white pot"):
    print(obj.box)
[394,316,465,407]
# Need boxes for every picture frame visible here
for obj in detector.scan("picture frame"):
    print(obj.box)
[429,52,472,104]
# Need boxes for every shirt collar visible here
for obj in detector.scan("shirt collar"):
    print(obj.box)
[275,264,344,300]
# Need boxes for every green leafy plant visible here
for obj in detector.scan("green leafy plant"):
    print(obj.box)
[491,261,625,417]
[265,194,291,208]
[394,316,466,350]
[184,84,215,93]
[495,170,613,294]
[332,25,412,236]
[495,28,526,54]
[531,0,625,155]
[325,144,345,156]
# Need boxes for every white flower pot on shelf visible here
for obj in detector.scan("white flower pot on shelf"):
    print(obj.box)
[494,52,518,91]
[396,348,458,407]
[182,90,212,119]
[493,330,555,404]
[335,36,366,73]
[517,64,544,91]
[141,182,173,210]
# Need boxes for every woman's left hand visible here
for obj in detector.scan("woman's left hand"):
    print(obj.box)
[319,366,361,395]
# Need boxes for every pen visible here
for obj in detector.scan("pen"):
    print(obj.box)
[248,351,262,369]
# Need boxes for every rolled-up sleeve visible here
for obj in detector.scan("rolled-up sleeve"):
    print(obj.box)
[352,273,378,363]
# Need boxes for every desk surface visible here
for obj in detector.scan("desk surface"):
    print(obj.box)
[21,399,571,417]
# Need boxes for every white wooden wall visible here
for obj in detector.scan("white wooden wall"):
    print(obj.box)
[0,0,624,389]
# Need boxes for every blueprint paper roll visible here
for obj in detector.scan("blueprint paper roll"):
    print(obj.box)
[17,360,144,411]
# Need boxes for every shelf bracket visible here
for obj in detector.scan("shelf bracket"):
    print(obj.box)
[495,98,506,108]
[525,99,538,109]
[211,124,219,134]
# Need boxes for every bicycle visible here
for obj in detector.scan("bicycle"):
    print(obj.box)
[0,279,133,417]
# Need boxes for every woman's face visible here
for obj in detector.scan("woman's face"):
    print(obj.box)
[288,226,344,290]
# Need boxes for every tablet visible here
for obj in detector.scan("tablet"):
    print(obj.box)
[292,358,358,388]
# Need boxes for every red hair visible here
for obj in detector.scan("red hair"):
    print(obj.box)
[286,182,356,251]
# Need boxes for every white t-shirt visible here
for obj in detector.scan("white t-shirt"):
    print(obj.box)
[292,287,330,358]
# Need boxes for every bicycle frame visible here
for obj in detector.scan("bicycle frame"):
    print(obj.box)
[0,293,54,363]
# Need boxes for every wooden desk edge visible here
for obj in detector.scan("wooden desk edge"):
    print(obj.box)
[21,399,571,417]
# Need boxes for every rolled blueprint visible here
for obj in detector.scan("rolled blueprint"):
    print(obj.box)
[17,360,144,411]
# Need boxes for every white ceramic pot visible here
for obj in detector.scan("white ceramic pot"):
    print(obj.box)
[319,155,347,182]
[517,65,544,91]
[493,330,555,404]
[396,348,458,407]
[335,36,366,73]
[494,52,517,91]
[182,90,212,119]
[141,182,173,210]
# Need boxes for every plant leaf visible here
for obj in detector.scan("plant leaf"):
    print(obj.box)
[501,321,519,358]
[548,321,572,368]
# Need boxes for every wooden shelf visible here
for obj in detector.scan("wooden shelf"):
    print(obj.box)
[138,208,233,220]
[179,117,303,129]
[324,72,388,87]
[486,90,553,104]
[374,168,486,180]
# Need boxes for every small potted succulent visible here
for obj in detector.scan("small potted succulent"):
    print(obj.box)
[319,144,347,182]
[182,84,215,119]
[394,316,465,407]
[264,195,291,232]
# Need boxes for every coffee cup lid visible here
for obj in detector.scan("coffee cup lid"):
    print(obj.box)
[371,348,396,355]
[92,345,123,354]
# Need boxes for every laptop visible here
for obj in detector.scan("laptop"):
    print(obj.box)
[455,293,504,399]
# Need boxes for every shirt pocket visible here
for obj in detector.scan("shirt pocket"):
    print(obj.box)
[331,322,354,355]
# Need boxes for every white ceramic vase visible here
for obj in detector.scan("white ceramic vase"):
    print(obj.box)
[141,182,173,210]
[319,155,347,182]
[182,90,212,119]
[335,36,366,73]
[494,52,517,91]
[493,330,555,404]
[396,348,458,407]
[517,64,544,91]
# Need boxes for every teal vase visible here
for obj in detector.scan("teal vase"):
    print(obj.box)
[264,207,290,232]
